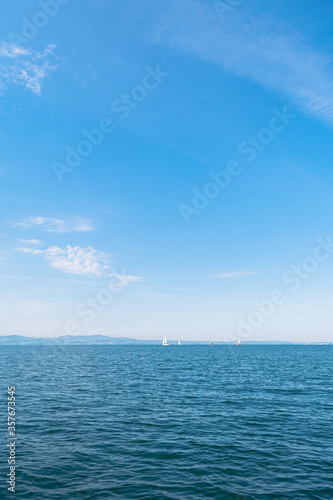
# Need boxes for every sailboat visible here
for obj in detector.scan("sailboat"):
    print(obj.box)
[178,340,181,345]
[162,336,169,346]
[209,337,214,346]
[236,337,242,346]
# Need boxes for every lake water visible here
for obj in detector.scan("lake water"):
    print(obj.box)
[1,345,332,499]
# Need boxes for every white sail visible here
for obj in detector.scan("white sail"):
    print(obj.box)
[162,336,169,345]
[236,337,242,346]
[178,340,181,345]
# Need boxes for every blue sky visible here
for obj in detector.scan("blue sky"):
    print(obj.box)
[1,0,333,341]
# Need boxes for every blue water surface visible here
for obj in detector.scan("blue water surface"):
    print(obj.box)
[0,345,332,499]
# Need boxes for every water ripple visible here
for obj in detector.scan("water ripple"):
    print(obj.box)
[0,345,332,499]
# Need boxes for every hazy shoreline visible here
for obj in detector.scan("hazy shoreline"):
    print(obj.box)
[0,335,331,346]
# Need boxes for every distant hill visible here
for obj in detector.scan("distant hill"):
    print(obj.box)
[0,335,331,345]
[0,335,33,343]
[0,335,162,345]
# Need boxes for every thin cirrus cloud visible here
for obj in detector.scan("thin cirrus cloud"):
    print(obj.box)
[0,43,30,58]
[15,239,43,254]
[45,245,142,283]
[0,42,57,94]
[216,271,257,278]
[18,239,42,245]
[45,245,111,277]
[16,242,143,283]
[151,0,333,126]
[14,216,94,233]
[15,247,44,255]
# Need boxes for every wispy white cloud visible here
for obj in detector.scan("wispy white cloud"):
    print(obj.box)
[18,239,42,245]
[0,42,56,94]
[0,43,30,58]
[14,216,94,233]
[45,245,110,277]
[216,271,257,278]
[15,238,43,254]
[15,241,143,282]
[16,247,44,255]
[7,61,51,94]
[115,274,143,286]
[151,0,333,125]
